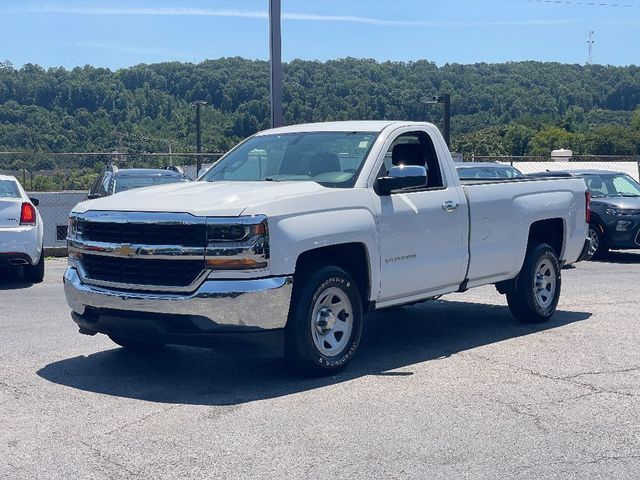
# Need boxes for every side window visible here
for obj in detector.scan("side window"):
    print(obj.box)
[381,131,444,189]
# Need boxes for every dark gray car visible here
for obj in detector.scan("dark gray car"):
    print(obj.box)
[88,165,191,199]
[528,169,640,259]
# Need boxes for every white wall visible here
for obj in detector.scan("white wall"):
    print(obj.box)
[27,191,88,247]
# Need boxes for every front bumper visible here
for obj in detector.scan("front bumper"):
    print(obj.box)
[64,266,294,338]
[602,218,640,249]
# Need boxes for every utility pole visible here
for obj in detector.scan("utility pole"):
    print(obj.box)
[587,30,595,65]
[269,0,283,128]
[114,131,126,166]
[191,100,207,176]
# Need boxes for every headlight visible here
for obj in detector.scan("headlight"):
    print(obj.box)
[67,216,78,238]
[205,216,269,270]
[606,208,640,216]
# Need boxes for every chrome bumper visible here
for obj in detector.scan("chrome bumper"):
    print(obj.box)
[63,267,293,332]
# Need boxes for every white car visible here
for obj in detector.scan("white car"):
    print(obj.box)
[0,175,45,282]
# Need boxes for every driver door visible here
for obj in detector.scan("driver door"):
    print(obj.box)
[373,129,467,302]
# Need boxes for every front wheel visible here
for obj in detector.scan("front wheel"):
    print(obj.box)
[506,243,561,324]
[588,223,608,260]
[285,265,363,376]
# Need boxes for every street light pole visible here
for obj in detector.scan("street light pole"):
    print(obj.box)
[443,93,451,149]
[191,100,207,177]
[424,94,451,148]
[269,0,283,128]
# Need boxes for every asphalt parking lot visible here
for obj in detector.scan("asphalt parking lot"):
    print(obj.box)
[1,254,639,479]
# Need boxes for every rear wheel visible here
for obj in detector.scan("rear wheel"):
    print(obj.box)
[24,251,45,283]
[285,265,363,376]
[506,243,561,324]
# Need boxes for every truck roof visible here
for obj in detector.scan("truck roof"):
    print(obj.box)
[256,120,436,136]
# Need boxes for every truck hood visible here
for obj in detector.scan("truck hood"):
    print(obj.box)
[73,181,328,217]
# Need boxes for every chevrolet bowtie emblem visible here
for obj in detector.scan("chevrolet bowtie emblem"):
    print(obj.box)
[113,244,137,257]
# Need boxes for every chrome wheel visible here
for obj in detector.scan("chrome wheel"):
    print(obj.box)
[311,287,353,356]
[588,226,599,256]
[533,258,557,309]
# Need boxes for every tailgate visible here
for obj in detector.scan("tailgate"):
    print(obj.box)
[0,199,22,227]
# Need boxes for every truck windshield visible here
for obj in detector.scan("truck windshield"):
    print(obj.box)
[200,131,377,188]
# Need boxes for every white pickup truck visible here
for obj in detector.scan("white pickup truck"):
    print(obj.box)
[64,121,589,375]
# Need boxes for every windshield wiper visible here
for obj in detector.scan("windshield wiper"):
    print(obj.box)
[264,177,281,182]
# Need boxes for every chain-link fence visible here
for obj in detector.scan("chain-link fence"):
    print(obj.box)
[0,151,225,191]
[468,155,640,182]
[0,152,225,250]
[5,151,640,250]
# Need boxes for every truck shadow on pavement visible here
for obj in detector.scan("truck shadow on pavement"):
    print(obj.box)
[37,300,591,406]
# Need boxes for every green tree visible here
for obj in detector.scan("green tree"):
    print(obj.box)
[503,124,535,156]
[529,127,575,155]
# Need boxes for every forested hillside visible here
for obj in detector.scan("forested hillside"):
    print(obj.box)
[1,57,640,168]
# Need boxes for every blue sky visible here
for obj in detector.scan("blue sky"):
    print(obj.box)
[1,0,640,69]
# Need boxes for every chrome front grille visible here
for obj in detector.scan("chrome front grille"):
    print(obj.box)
[78,220,206,247]
[68,211,208,292]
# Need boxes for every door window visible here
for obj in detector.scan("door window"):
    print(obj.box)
[380,131,444,189]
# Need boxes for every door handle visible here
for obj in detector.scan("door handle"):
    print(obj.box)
[442,200,460,213]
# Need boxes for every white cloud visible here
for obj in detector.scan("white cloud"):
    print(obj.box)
[15,5,578,28]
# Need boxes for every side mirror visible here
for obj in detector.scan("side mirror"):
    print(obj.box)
[375,165,428,195]
[29,197,39,206]
[87,193,101,200]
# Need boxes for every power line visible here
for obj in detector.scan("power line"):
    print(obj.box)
[526,0,640,8]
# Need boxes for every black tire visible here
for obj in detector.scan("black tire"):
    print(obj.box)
[108,335,165,350]
[506,243,561,324]
[24,251,45,283]
[588,223,608,260]
[285,265,363,376]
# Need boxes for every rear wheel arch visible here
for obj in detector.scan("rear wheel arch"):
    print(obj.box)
[527,218,564,258]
